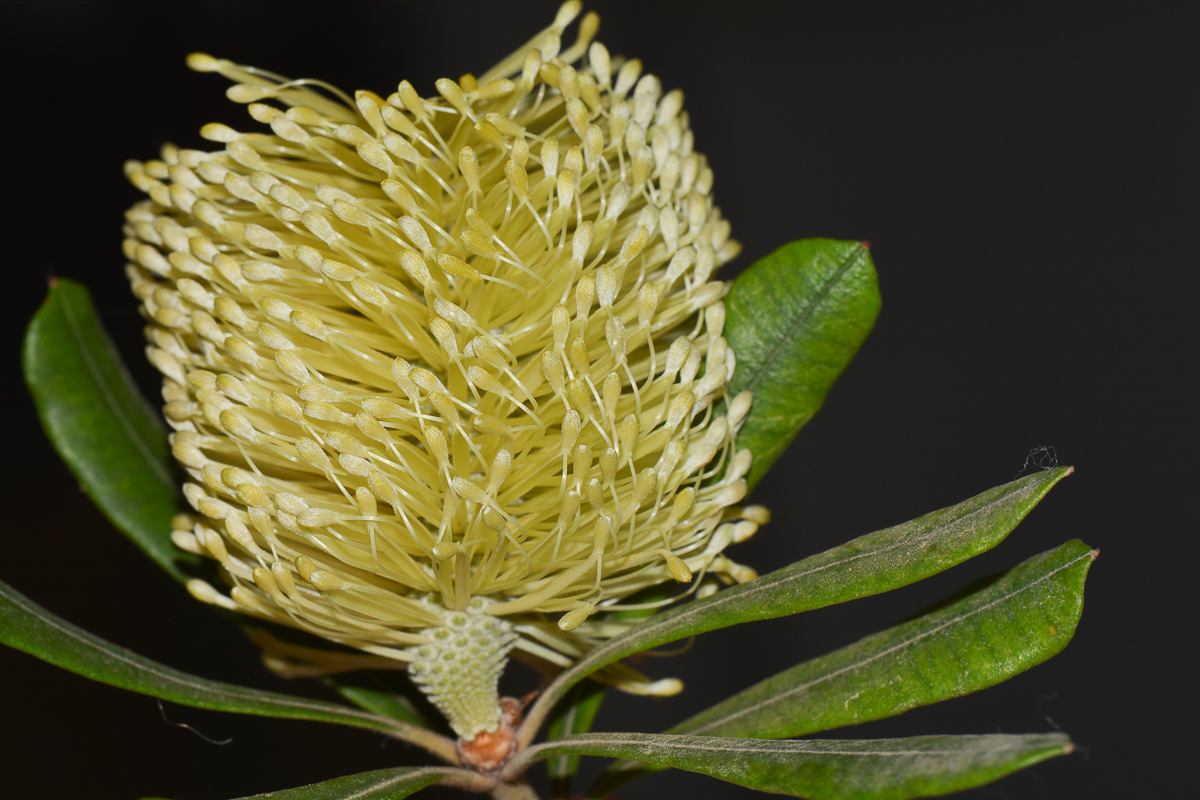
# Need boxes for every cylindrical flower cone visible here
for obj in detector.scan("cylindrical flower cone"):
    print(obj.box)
[122,1,765,741]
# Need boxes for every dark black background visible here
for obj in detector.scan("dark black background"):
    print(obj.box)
[2,2,1195,798]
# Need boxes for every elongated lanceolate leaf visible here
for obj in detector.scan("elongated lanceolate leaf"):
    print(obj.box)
[140,766,484,800]
[229,766,481,799]
[0,578,458,762]
[520,468,1071,743]
[509,732,1072,800]
[725,239,881,490]
[22,278,195,582]
[675,539,1095,739]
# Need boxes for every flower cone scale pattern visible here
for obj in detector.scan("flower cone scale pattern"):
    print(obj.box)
[122,2,764,738]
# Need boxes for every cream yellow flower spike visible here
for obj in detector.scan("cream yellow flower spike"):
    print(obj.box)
[124,1,762,742]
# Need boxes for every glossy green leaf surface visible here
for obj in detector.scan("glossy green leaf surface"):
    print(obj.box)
[725,239,881,490]
[22,278,195,582]
[674,539,1095,739]
[0,578,456,760]
[511,732,1071,800]
[545,679,608,795]
[522,468,1070,741]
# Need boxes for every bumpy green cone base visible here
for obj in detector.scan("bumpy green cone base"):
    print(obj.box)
[406,597,517,740]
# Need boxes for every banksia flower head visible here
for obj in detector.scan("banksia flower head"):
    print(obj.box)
[122,1,765,741]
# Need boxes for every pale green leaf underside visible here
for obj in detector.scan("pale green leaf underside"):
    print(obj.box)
[525,468,1070,730]
[229,766,455,799]
[517,732,1072,800]
[141,766,458,800]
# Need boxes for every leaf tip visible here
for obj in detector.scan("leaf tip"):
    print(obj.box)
[1089,548,1100,562]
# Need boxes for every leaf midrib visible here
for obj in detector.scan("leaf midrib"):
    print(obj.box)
[533,732,1061,760]
[58,289,176,491]
[736,243,869,397]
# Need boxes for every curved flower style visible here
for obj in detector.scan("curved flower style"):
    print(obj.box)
[121,2,765,738]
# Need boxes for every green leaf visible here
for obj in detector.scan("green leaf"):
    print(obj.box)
[594,540,1094,793]
[22,278,195,582]
[142,766,479,800]
[725,239,881,490]
[321,672,433,730]
[676,539,1095,739]
[228,767,470,799]
[0,578,458,762]
[545,679,608,797]
[509,732,1072,800]
[520,468,1071,744]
